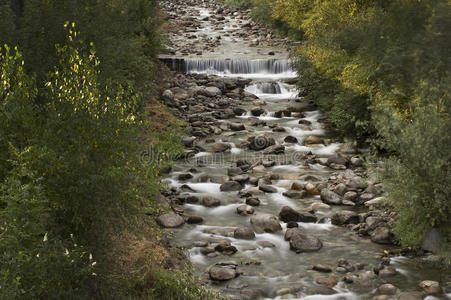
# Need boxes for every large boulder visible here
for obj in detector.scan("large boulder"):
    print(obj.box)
[234,227,255,240]
[316,276,338,288]
[418,280,442,295]
[304,135,323,145]
[371,227,394,244]
[209,142,231,153]
[248,135,275,151]
[199,86,222,97]
[347,176,368,189]
[284,136,298,143]
[250,107,265,116]
[327,155,348,166]
[209,263,238,281]
[201,197,221,207]
[230,123,246,131]
[250,213,282,233]
[156,213,185,228]
[282,190,306,199]
[220,181,243,192]
[279,206,317,223]
[331,210,359,225]
[320,190,342,205]
[259,184,277,193]
[286,228,322,253]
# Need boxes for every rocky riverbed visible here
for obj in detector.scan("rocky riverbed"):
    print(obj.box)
[154,0,450,299]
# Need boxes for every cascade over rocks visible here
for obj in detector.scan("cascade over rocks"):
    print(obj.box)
[158,0,433,295]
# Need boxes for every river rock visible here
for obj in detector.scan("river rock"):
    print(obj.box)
[231,174,250,184]
[286,228,322,252]
[284,136,298,143]
[398,292,423,300]
[209,142,231,153]
[305,182,320,195]
[162,89,174,103]
[282,190,306,199]
[182,136,196,147]
[312,264,332,273]
[334,183,347,196]
[320,189,342,205]
[331,210,359,225]
[233,107,246,116]
[249,135,275,150]
[156,213,185,228]
[316,276,338,288]
[251,107,264,116]
[234,227,255,240]
[246,197,260,206]
[365,196,385,207]
[259,184,277,193]
[220,180,243,191]
[419,280,442,295]
[230,122,245,131]
[291,182,305,190]
[304,135,323,145]
[237,205,255,216]
[376,283,398,295]
[366,216,383,228]
[186,216,203,224]
[262,144,285,154]
[199,86,222,97]
[240,288,264,299]
[214,240,238,255]
[250,213,282,233]
[343,191,358,202]
[209,264,238,281]
[309,202,331,211]
[279,206,317,223]
[258,241,276,248]
[177,173,193,180]
[227,279,249,289]
[201,197,221,207]
[378,266,397,277]
[228,167,243,176]
[327,155,348,166]
[371,227,393,244]
[347,176,367,189]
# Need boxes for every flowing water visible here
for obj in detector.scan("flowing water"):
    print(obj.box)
[161,2,449,299]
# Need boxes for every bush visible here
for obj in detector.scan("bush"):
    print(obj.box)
[0,147,95,299]
[379,105,451,249]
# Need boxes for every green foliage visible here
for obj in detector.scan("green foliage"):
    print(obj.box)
[0,2,16,46]
[0,26,170,297]
[0,0,202,298]
[378,105,451,248]
[270,0,451,249]
[8,0,161,95]
[129,268,226,300]
[0,148,95,299]
[219,0,252,9]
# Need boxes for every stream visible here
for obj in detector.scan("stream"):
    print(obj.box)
[159,1,450,299]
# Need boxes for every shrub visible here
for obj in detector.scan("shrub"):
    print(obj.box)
[378,105,451,249]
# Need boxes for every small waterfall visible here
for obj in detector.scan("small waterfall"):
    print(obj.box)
[249,82,282,94]
[184,58,294,74]
[159,57,296,76]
